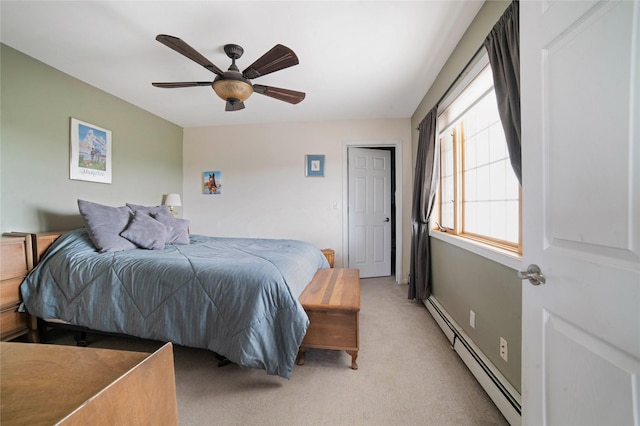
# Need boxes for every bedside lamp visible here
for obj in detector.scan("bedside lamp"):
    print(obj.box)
[162,193,182,216]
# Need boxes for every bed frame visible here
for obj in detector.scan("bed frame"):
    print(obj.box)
[23,230,232,366]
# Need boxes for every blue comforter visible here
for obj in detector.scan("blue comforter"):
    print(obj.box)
[20,229,329,378]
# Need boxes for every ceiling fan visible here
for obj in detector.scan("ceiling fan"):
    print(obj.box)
[152,34,305,112]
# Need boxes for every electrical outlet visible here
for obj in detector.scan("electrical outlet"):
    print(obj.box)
[500,337,508,362]
[469,310,476,329]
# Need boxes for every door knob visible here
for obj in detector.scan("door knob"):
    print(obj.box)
[384,217,390,222]
[518,264,546,286]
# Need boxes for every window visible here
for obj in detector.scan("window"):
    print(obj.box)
[436,56,521,253]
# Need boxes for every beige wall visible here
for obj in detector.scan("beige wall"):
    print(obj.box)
[183,119,412,278]
[408,0,522,392]
[0,44,183,233]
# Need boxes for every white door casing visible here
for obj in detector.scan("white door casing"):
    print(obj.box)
[520,1,640,425]
[348,147,392,278]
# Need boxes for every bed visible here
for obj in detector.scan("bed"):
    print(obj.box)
[19,202,329,379]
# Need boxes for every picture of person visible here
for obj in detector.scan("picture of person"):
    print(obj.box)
[77,124,107,171]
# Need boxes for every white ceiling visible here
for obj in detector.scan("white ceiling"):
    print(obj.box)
[0,1,483,128]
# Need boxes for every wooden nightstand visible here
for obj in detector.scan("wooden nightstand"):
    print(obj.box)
[0,235,37,342]
[321,248,335,268]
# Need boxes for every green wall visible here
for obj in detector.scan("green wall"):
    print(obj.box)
[409,1,522,392]
[431,239,522,391]
[1,44,183,233]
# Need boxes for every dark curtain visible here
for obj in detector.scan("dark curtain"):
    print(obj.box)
[408,107,438,300]
[484,1,521,185]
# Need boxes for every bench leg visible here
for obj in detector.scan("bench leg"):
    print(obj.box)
[347,350,358,370]
[296,347,307,366]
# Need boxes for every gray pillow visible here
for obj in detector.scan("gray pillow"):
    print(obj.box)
[120,212,168,250]
[126,203,171,217]
[152,210,190,245]
[78,199,137,253]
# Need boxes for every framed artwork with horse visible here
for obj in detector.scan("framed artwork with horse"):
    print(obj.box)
[203,170,222,194]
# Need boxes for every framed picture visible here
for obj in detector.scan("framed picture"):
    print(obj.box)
[69,118,112,184]
[203,171,222,194]
[305,155,325,177]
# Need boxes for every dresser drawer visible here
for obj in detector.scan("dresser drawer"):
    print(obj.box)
[1,235,36,342]
[0,239,30,281]
[1,308,27,339]
[1,277,24,309]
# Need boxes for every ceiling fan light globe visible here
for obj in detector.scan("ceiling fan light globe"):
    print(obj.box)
[212,79,253,103]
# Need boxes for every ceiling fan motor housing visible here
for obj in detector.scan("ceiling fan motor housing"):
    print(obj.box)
[212,44,253,102]
[224,44,244,60]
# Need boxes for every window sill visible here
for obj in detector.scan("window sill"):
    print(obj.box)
[429,229,522,271]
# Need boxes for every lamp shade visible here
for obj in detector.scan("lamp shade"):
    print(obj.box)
[162,193,182,207]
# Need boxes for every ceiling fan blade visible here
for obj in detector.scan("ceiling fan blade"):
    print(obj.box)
[253,85,305,104]
[225,100,245,112]
[156,34,223,76]
[242,44,299,79]
[152,82,212,88]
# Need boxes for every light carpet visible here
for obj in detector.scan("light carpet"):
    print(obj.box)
[44,276,508,425]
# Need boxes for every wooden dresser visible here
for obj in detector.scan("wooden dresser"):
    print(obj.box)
[0,235,36,342]
[1,342,178,425]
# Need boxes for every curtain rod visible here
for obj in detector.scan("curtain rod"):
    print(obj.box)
[416,0,517,130]
[416,43,485,131]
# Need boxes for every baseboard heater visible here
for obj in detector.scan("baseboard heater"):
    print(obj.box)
[424,296,522,426]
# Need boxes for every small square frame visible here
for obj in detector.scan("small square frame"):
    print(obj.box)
[305,155,325,177]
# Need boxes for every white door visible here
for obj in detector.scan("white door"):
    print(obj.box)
[348,147,391,278]
[520,1,640,425]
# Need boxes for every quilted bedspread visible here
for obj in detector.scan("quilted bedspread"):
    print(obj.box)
[20,229,329,378]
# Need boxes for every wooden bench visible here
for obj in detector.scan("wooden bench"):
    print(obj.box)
[297,268,360,369]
